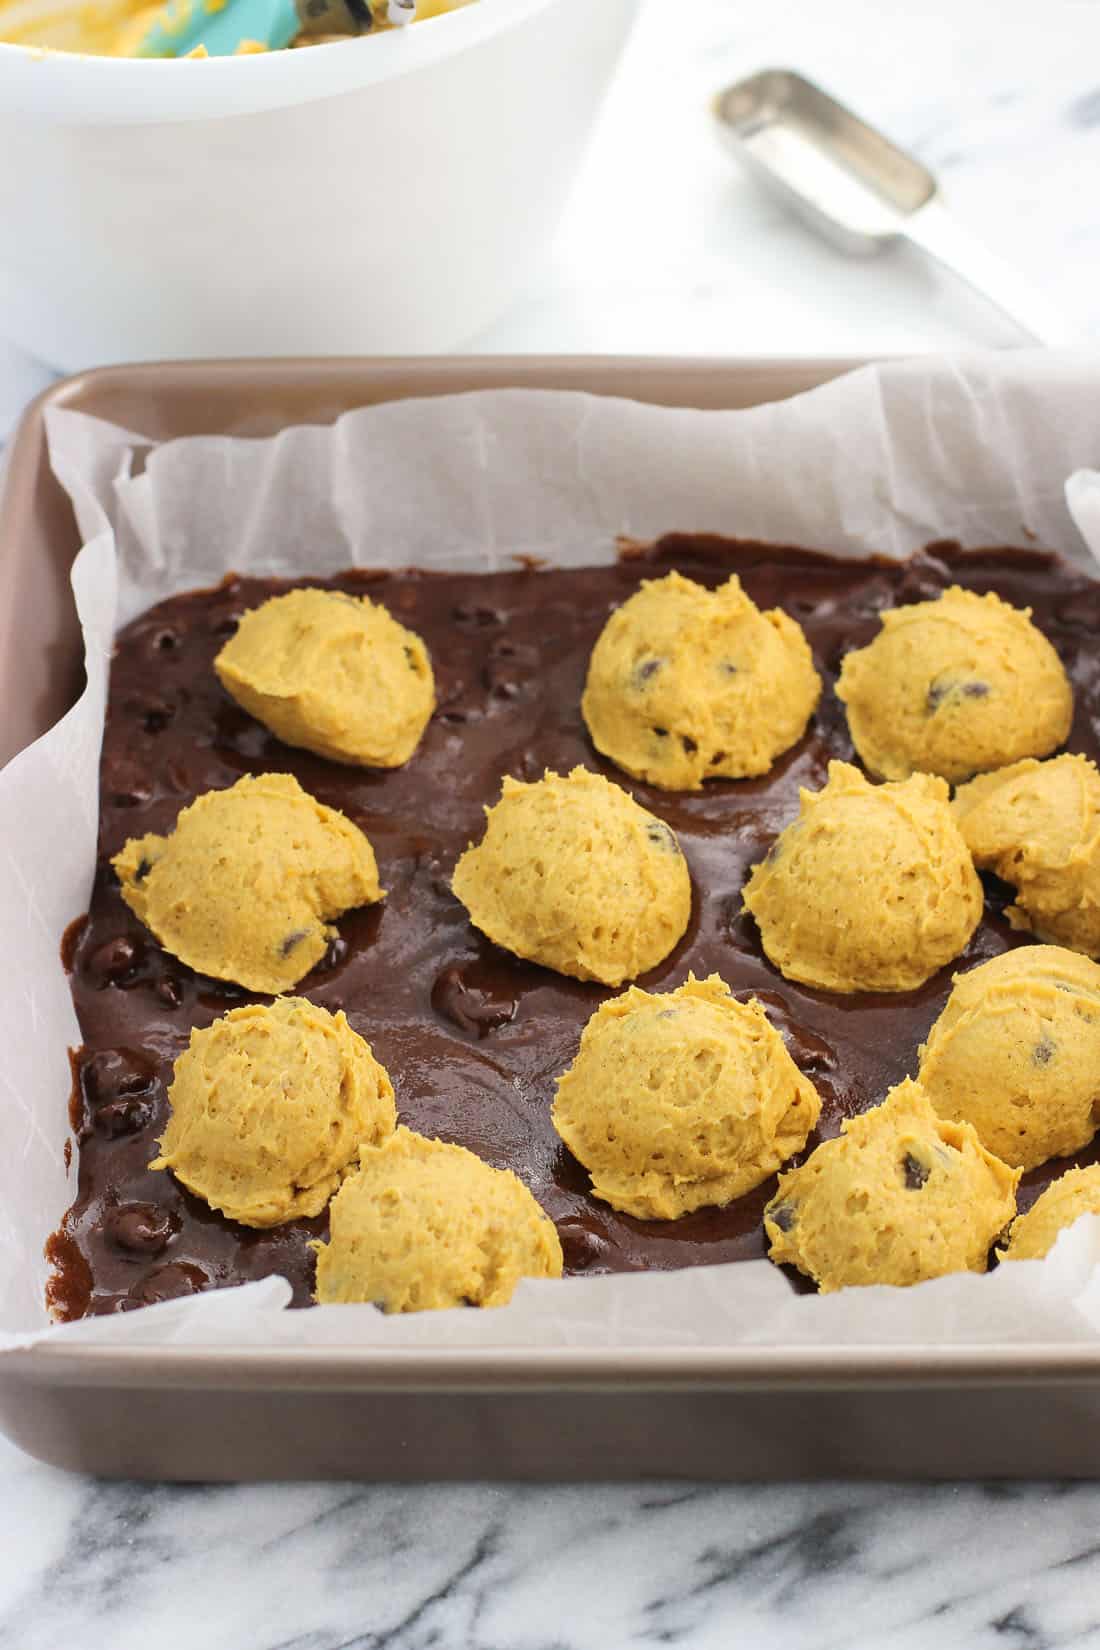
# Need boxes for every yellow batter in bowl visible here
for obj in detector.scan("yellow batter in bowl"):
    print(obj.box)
[0,0,473,56]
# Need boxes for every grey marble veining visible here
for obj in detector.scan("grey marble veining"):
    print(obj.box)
[4,1,1100,1645]
[5,1444,1100,1650]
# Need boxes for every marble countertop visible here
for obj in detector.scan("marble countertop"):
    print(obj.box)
[471,0,1100,357]
[3,1,1100,1645]
[4,1442,1100,1650]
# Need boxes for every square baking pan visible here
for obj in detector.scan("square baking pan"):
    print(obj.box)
[3,353,1099,1484]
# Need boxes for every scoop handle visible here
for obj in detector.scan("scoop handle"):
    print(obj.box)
[138,0,300,55]
[906,200,1077,347]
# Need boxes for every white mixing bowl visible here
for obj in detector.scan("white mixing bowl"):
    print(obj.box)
[0,0,639,368]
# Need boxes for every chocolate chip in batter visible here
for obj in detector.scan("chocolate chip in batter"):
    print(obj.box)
[84,936,145,988]
[154,976,184,1009]
[94,1095,156,1139]
[484,639,538,700]
[128,1262,210,1306]
[108,784,153,810]
[134,697,176,734]
[310,934,351,979]
[83,1047,159,1137]
[556,1218,617,1272]
[484,668,524,702]
[431,964,518,1038]
[106,1204,179,1258]
[645,820,680,853]
[903,1152,930,1190]
[632,658,662,687]
[415,848,454,900]
[453,603,502,628]
[926,677,990,713]
[83,1047,158,1112]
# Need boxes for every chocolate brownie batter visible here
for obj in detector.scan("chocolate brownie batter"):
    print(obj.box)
[48,537,1100,1318]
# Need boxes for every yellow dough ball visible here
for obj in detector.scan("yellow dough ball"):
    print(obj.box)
[113,773,383,995]
[215,588,435,769]
[581,571,821,790]
[917,946,1100,1170]
[551,974,822,1219]
[953,755,1100,957]
[764,1079,1019,1292]
[451,767,691,986]
[741,761,983,994]
[313,1127,563,1311]
[1000,1166,1100,1261]
[150,998,396,1228]
[835,586,1072,783]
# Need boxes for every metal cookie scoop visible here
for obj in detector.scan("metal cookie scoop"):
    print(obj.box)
[714,68,1074,346]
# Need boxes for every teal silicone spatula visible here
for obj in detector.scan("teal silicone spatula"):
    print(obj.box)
[137,0,412,58]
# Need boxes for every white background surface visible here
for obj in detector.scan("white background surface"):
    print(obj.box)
[3,0,1100,1644]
